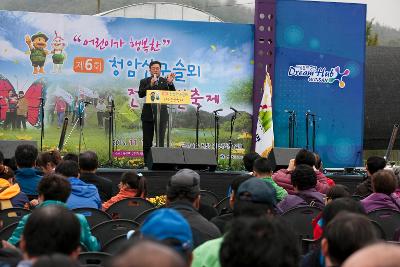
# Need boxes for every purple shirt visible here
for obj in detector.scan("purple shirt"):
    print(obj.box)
[361,192,400,213]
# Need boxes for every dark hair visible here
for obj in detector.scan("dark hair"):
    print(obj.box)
[253,157,273,174]
[37,151,60,168]
[0,151,4,164]
[322,197,366,228]
[230,174,253,194]
[220,217,299,267]
[233,199,275,217]
[23,206,80,257]
[323,212,379,265]
[326,184,351,200]
[295,149,316,167]
[55,160,79,178]
[0,167,15,179]
[121,171,147,197]
[32,254,80,267]
[37,174,71,202]
[243,152,261,172]
[62,153,78,163]
[15,144,38,168]
[314,153,322,170]
[79,151,98,171]
[366,156,386,175]
[372,170,398,195]
[149,60,161,69]
[291,164,317,190]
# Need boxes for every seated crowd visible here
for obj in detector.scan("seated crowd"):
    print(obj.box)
[0,145,399,267]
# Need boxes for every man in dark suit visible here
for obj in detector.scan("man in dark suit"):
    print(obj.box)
[78,151,113,201]
[138,61,176,166]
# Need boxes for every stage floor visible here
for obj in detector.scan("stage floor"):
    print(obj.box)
[97,168,364,200]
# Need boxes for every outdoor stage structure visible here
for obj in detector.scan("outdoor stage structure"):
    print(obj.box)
[0,0,366,169]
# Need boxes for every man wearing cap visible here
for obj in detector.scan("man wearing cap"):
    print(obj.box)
[191,177,278,267]
[138,208,194,266]
[166,169,221,248]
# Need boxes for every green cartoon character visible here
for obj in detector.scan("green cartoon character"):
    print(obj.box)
[25,32,50,74]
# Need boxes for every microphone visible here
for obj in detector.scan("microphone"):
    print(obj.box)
[230,107,239,113]
[83,101,92,105]
[213,108,223,113]
[153,74,158,85]
[306,110,316,116]
[285,109,295,113]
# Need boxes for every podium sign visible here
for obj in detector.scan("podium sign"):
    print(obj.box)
[145,90,191,105]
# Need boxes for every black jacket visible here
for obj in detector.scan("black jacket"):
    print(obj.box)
[79,172,113,202]
[138,76,175,122]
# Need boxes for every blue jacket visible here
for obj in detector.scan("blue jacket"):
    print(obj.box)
[8,200,100,251]
[67,177,102,209]
[15,168,43,196]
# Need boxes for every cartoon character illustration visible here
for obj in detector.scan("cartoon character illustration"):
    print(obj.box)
[25,32,50,75]
[51,31,67,73]
[0,74,46,128]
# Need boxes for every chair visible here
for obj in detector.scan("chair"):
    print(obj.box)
[200,190,219,207]
[367,208,400,240]
[105,198,155,220]
[301,238,319,255]
[281,206,322,242]
[215,196,232,215]
[369,219,387,240]
[0,208,31,229]
[134,207,158,225]
[72,208,112,229]
[351,195,364,201]
[0,222,19,241]
[91,219,139,248]
[78,252,111,266]
[101,234,128,254]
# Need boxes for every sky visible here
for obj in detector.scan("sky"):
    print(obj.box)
[233,0,400,29]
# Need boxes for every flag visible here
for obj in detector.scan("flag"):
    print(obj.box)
[255,68,274,157]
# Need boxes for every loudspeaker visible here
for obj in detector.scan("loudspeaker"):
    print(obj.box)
[267,147,302,171]
[148,147,185,170]
[148,147,217,171]
[182,148,217,171]
[0,140,38,159]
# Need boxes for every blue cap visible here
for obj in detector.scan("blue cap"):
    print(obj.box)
[237,177,277,205]
[140,208,193,250]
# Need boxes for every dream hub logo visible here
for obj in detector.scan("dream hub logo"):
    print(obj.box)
[288,65,350,88]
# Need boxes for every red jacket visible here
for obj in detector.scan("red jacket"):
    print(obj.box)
[272,169,332,194]
[102,188,138,210]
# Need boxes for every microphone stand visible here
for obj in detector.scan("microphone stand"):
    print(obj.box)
[108,100,115,165]
[40,98,45,151]
[228,110,238,170]
[195,105,200,148]
[288,111,296,148]
[213,110,220,163]
[311,114,316,152]
[305,112,310,150]
[78,101,88,155]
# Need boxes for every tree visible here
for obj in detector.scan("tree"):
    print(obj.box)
[367,19,378,46]
[225,78,253,107]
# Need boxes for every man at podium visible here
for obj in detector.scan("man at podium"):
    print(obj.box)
[138,60,176,166]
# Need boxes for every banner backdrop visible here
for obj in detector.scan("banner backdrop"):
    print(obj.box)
[272,1,366,167]
[0,11,254,169]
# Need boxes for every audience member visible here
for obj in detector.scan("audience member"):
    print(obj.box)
[392,166,400,198]
[14,144,42,196]
[191,178,278,267]
[314,153,335,186]
[138,208,193,265]
[320,212,379,267]
[354,156,386,197]
[312,185,351,239]
[62,153,78,163]
[8,174,99,251]
[110,240,186,267]
[273,149,330,194]
[165,169,221,247]
[36,151,60,175]
[32,254,80,267]
[0,151,29,208]
[242,152,260,173]
[277,164,325,213]
[78,151,113,202]
[102,171,147,210]
[252,157,287,201]
[343,243,400,267]
[361,170,400,213]
[17,205,82,267]
[219,217,299,267]
[55,160,101,209]
[210,174,252,233]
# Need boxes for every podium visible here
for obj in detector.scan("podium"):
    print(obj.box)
[145,90,191,147]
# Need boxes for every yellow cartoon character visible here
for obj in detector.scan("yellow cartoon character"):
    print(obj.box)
[25,32,50,74]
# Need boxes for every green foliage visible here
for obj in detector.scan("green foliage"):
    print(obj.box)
[225,78,253,107]
[221,113,252,132]
[367,19,379,46]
